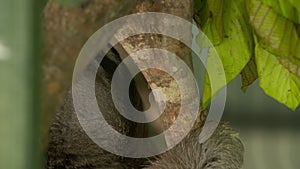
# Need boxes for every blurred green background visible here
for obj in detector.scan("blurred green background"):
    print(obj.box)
[224,77,300,169]
[0,0,46,169]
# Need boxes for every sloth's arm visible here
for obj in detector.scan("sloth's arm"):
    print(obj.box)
[145,123,244,169]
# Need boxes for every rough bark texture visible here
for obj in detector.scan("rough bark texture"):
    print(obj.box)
[114,0,201,146]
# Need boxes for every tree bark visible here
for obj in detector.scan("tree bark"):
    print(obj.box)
[42,0,137,134]
[114,0,204,146]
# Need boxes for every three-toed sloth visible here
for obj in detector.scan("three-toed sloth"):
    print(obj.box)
[47,48,244,169]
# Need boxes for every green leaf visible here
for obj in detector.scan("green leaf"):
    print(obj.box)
[241,56,258,92]
[194,0,224,45]
[277,57,300,78]
[261,0,300,24]
[199,0,254,108]
[246,0,300,66]
[201,48,227,107]
[255,44,300,110]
